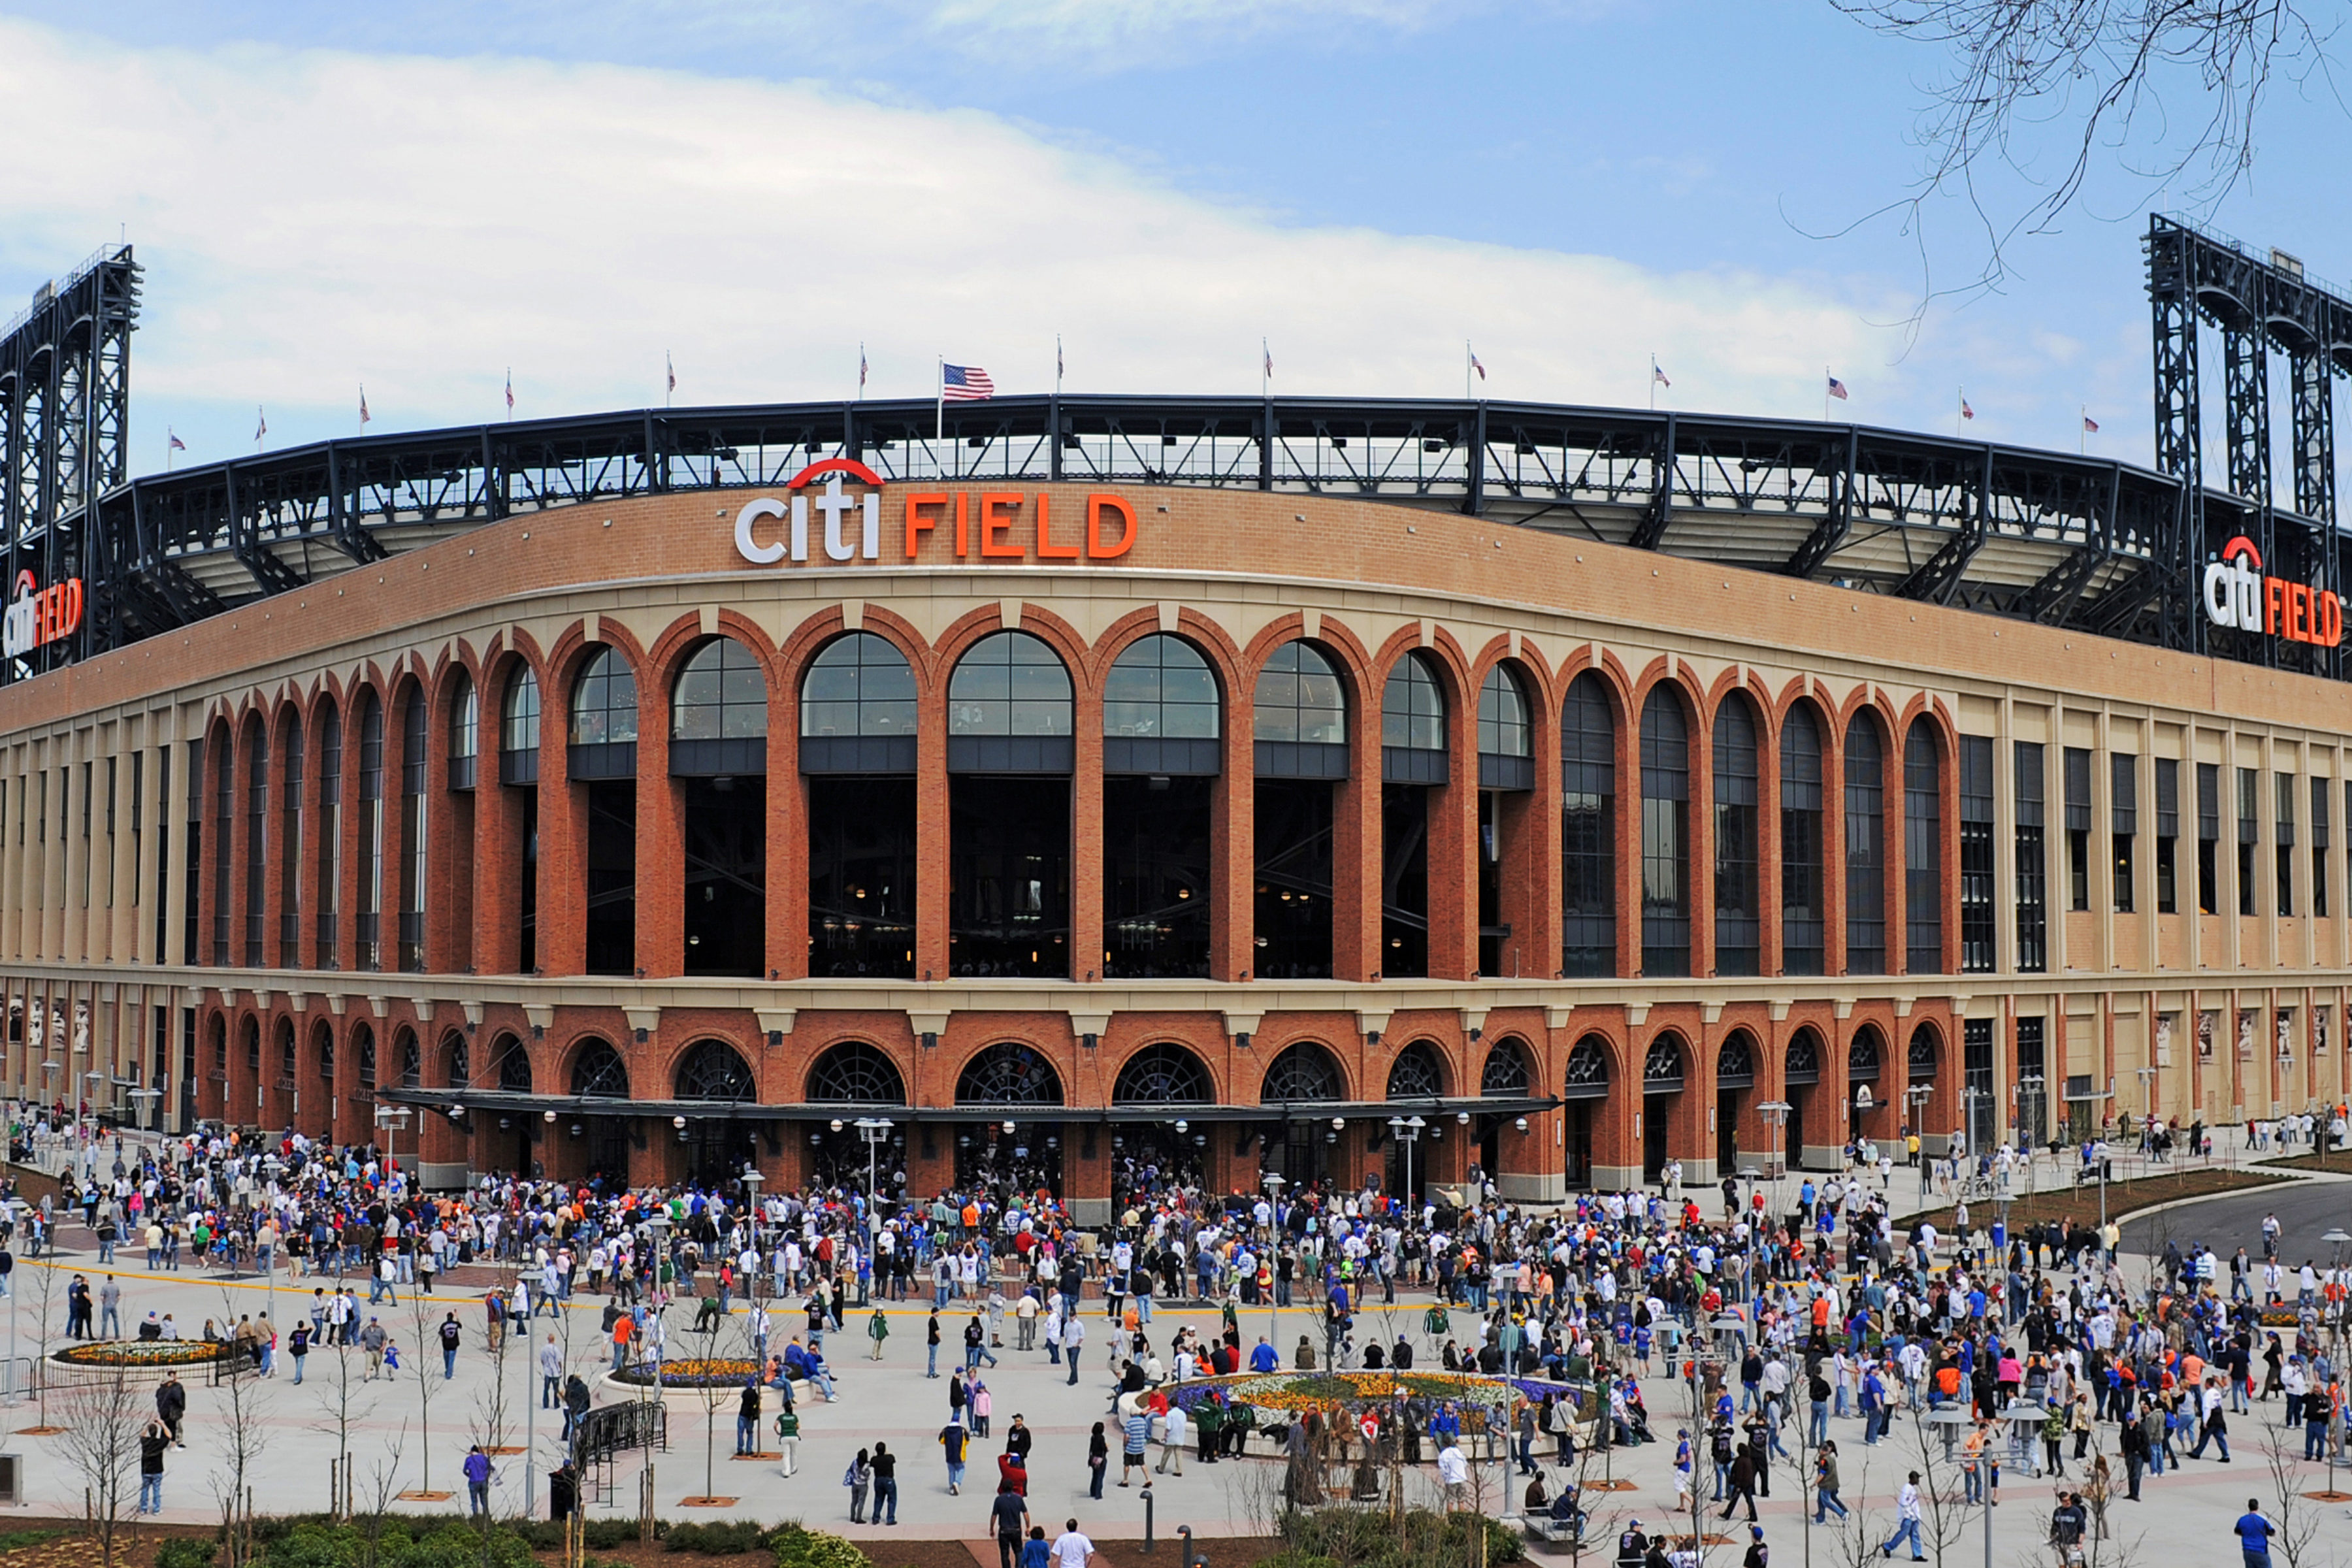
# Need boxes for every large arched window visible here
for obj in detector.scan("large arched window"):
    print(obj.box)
[569,1039,630,1098]
[1716,1031,1757,1088]
[948,631,1073,772]
[358,693,385,970]
[398,687,428,972]
[1713,693,1760,977]
[800,632,917,772]
[1846,715,1886,973]
[448,672,479,790]
[280,712,304,964]
[1562,1036,1610,1100]
[672,637,769,776]
[1103,635,1220,775]
[1254,640,1347,778]
[955,1043,1064,1106]
[500,665,542,784]
[674,1039,755,1102]
[949,632,1075,977]
[1639,687,1691,977]
[1905,723,1943,975]
[1384,1041,1447,1102]
[1561,673,1617,977]
[807,1041,908,1105]
[316,701,342,966]
[243,718,267,966]
[1643,1034,1688,1089]
[1480,1038,1532,1097]
[1111,1043,1213,1106]
[1477,664,1533,789]
[568,647,640,778]
[1781,703,1826,975]
[491,1035,533,1093]
[1262,1042,1343,1103]
[1381,652,1447,783]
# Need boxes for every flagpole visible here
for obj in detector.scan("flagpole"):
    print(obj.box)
[936,357,944,451]
[2081,406,2087,456]
[1823,367,1830,424]
[1056,334,1064,397]
[1957,387,1963,440]
[1466,340,1472,402]
[1261,338,1269,400]
[1650,354,1657,412]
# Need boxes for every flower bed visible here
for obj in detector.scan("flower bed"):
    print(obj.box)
[50,1340,229,1369]
[1163,1368,1583,1435]
[609,1357,763,1390]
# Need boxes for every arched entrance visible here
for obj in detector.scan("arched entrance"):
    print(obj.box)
[1783,1029,1822,1169]
[1716,1031,1757,1175]
[804,1041,909,1194]
[672,1039,758,1186]
[1848,1027,1884,1151]
[1561,1036,1610,1186]
[955,1043,1065,1192]
[1641,1034,1687,1180]
[1261,1042,1345,1193]
[487,1034,536,1176]
[1111,1043,1213,1200]
[568,1039,632,1186]
[1477,1037,1534,1180]
[1906,1024,1941,1154]
[1382,1041,1448,1198]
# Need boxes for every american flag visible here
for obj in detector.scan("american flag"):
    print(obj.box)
[1960,395,1974,421]
[1827,375,1850,401]
[360,385,371,425]
[168,429,186,452]
[2082,414,2100,433]
[505,369,514,410]
[943,363,994,401]
[1469,348,1486,381]
[255,406,267,443]
[1652,360,1671,389]
[858,345,868,390]
[666,353,676,395]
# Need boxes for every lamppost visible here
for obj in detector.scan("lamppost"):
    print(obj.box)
[739,1168,764,1310]
[38,1060,61,1173]
[1258,1172,1286,1343]
[1757,1100,1791,1218]
[127,1086,161,1139]
[1737,1165,1763,1303]
[1905,1083,1933,1194]
[261,1152,284,1333]
[1387,1115,1426,1209]
[2319,1227,2352,1501]
[374,1103,411,1198]
[2015,1072,2046,1194]
[2276,1043,2296,1149]
[5,1196,22,1405]
[2135,1064,2159,1162]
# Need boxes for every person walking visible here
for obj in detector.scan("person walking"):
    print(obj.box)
[1052,1518,1096,1568]
[846,1448,872,1524]
[2190,1377,2232,1462]
[927,1310,942,1379]
[1156,1401,1187,1475]
[1064,1314,1086,1387]
[1720,1446,1759,1522]
[990,1482,1030,1568]
[1087,1421,1109,1499]
[773,1404,800,1477]
[1814,1443,1849,1522]
[440,1312,463,1379]
[942,1418,970,1495]
[540,1333,564,1409]
[1119,1405,1150,1486]
[2234,1498,2278,1568]
[1880,1473,1926,1561]
[463,1445,493,1515]
[137,1417,169,1514]
[289,1322,311,1385]
[359,1316,388,1379]
[871,1441,899,1526]
[156,1372,187,1448]
[736,1379,762,1456]
[868,1307,889,1360]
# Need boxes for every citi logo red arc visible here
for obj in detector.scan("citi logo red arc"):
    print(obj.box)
[734,462,1139,567]
[2202,534,2344,646]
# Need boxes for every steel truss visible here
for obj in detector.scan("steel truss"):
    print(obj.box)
[2147,214,2352,679]
[0,246,140,678]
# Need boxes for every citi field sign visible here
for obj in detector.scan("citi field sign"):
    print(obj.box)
[1,571,82,659]
[732,460,1138,567]
[2203,536,2344,647]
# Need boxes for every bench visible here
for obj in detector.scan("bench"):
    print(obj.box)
[1523,1518,1586,1556]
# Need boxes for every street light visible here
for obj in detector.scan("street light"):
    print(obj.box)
[1387,1115,1426,1209]
[374,1103,412,1196]
[854,1118,894,1266]
[1258,1172,1286,1345]
[2015,1072,2046,1195]
[1756,1100,1791,1219]
[2320,1227,2352,1500]
[1904,1083,1933,1193]
[739,1168,764,1307]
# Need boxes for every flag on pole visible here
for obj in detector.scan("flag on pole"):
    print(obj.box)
[505,369,514,411]
[1469,348,1486,382]
[1652,360,1671,389]
[1960,394,1974,421]
[360,385,371,425]
[1056,336,1064,383]
[168,429,186,452]
[1262,339,1273,380]
[1827,375,1850,401]
[858,345,868,391]
[666,353,676,395]
[2082,414,2100,433]
[255,407,267,444]
[941,363,994,401]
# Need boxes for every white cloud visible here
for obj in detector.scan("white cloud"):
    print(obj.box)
[0,17,1912,466]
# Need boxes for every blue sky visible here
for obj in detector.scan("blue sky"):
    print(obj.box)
[1,1,2346,478]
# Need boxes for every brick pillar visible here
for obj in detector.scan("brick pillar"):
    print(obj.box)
[1332,710,1380,983]
[1067,1119,1112,1226]
[537,681,585,977]
[1217,664,1255,983]
[1072,691,1104,985]
[636,676,683,980]
[1426,684,1476,981]
[915,706,951,983]
[1591,1033,1641,1189]
[769,691,807,980]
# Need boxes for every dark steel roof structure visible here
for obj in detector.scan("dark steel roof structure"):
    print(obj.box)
[1,218,2344,689]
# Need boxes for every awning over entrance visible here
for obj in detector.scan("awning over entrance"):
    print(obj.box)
[377,1087,1559,1125]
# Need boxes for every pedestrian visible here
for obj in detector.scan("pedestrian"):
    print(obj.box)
[774,1404,800,1477]
[942,1418,970,1495]
[1119,1405,1149,1486]
[1438,1437,1471,1509]
[990,1482,1030,1568]
[736,1379,762,1457]
[137,1417,169,1514]
[2234,1497,2277,1568]
[1064,1314,1086,1386]
[156,1371,186,1447]
[440,1311,463,1379]
[1814,1443,1848,1522]
[360,1316,387,1379]
[463,1445,492,1515]
[871,1441,898,1526]
[972,1377,993,1438]
[1088,1421,1109,1499]
[1720,1445,1759,1521]
[549,1460,578,1524]
[1051,1518,1096,1568]
[1156,1401,1187,1475]
[846,1448,872,1523]
[927,1309,942,1379]
[540,1333,563,1409]
[869,1307,889,1360]
[289,1322,311,1385]
[1880,1472,1926,1561]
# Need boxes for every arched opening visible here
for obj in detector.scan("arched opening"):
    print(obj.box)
[357,692,386,971]
[947,632,1072,977]
[243,715,267,968]
[672,637,768,977]
[1252,641,1346,978]
[1641,1032,1687,1179]
[1384,1040,1448,1199]
[397,687,429,972]
[1561,675,1617,977]
[955,1043,1066,1191]
[1846,715,1887,973]
[498,665,541,970]
[1782,1028,1822,1171]
[1781,703,1826,974]
[803,1041,909,1192]
[274,1017,297,1126]
[1716,1030,1757,1177]
[802,632,918,979]
[1111,1043,1213,1200]
[568,1038,632,1184]
[1905,1023,1940,1152]
[1848,1026,1884,1147]
[277,710,306,966]
[1477,663,1536,977]
[1561,1036,1610,1186]
[239,1015,261,1120]
[1262,1042,1345,1192]
[1712,693,1761,977]
[1904,723,1943,974]
[1380,652,1447,977]
[570,647,640,973]
[673,1039,757,1185]
[1477,1036,1534,1179]
[1639,688,1691,977]
[448,672,479,789]
[486,1034,536,1175]
[314,700,343,969]
[1103,635,1219,978]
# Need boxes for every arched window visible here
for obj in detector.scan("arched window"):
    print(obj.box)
[1848,1028,1883,1081]
[280,712,303,964]
[569,1039,630,1098]
[1906,1024,1939,1081]
[1480,1039,1532,1097]
[1261,1042,1343,1103]
[1562,1036,1610,1100]
[358,693,385,970]
[1254,640,1348,778]
[1561,673,1617,977]
[1782,703,1826,975]
[1643,1034,1687,1088]
[1384,1041,1446,1101]
[1846,715,1886,974]
[800,632,917,773]
[449,673,479,789]
[1380,652,1447,783]
[1104,635,1220,776]
[947,631,1073,772]
[569,647,639,778]
[1111,1043,1213,1105]
[1785,1030,1821,1085]
[806,1041,908,1105]
[277,1020,296,1087]
[398,689,428,971]
[315,1022,335,1086]
[316,701,342,966]
[395,1028,420,1088]
[1477,664,1533,789]
[1713,693,1760,977]
[1717,1032,1757,1088]
[1905,723,1943,975]
[444,1035,470,1088]
[493,1035,533,1094]
[672,638,769,776]
[353,1022,376,1091]
[1639,687,1691,977]
[955,1043,1064,1106]
[674,1039,755,1102]
[244,719,267,966]
[500,665,542,784]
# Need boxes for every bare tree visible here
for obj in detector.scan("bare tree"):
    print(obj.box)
[355,1428,410,1568]
[49,1360,146,1568]
[401,1286,452,1499]
[312,1336,382,1518]
[1826,1,2336,302]
[22,1256,67,1433]
[2257,1436,2325,1568]
[209,1293,274,1568]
